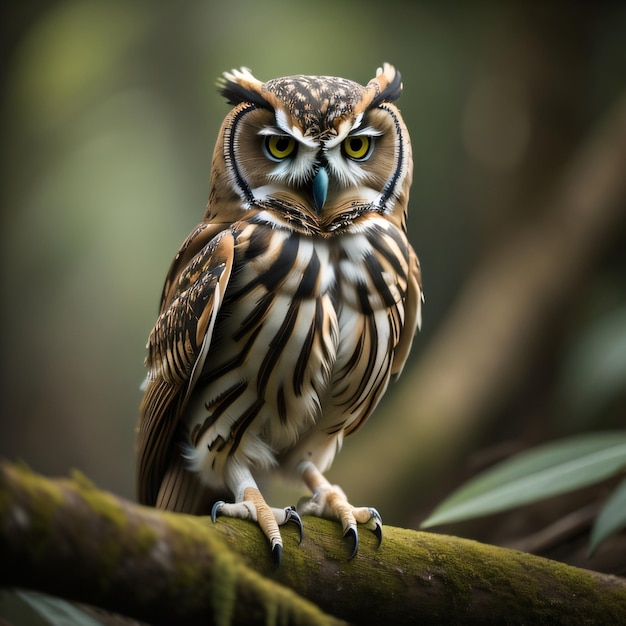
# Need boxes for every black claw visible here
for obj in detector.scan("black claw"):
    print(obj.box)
[211,500,225,523]
[271,543,283,569]
[369,507,383,546]
[285,506,304,544]
[373,523,383,546]
[344,525,359,560]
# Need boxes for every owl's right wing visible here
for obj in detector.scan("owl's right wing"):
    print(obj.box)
[136,224,235,508]
[391,244,423,378]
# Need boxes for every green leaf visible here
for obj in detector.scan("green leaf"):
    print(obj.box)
[590,476,626,554]
[16,591,105,626]
[421,432,626,528]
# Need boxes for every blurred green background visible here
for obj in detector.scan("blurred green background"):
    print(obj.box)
[1,0,626,571]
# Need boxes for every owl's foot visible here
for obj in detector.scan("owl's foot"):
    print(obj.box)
[297,461,382,559]
[211,486,302,567]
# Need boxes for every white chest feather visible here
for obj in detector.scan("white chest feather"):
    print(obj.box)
[185,218,409,484]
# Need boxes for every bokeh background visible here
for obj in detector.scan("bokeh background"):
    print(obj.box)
[2,0,626,574]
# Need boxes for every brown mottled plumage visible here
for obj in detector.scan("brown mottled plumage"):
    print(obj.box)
[137,64,422,565]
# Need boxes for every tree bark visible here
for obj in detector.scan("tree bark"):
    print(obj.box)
[1,461,625,625]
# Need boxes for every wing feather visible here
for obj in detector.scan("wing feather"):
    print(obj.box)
[391,244,423,377]
[136,227,235,506]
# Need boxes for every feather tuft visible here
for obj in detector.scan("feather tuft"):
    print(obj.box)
[218,67,269,108]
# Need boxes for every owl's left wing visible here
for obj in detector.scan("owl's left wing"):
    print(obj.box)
[137,226,235,507]
[391,244,423,378]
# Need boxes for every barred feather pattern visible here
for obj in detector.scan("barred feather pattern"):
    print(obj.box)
[138,215,419,505]
[175,215,410,482]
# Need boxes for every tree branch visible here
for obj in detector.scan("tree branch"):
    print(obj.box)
[1,461,625,624]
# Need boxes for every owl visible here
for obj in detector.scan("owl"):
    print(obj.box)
[136,64,422,565]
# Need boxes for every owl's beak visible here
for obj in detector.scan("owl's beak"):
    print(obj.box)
[312,166,328,214]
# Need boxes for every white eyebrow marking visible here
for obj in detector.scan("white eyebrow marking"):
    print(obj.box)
[349,126,383,137]
[325,115,361,149]
[273,108,318,148]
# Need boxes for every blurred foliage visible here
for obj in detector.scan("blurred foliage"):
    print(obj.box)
[1,0,626,574]
[422,432,626,552]
[592,476,626,554]
[3,591,102,626]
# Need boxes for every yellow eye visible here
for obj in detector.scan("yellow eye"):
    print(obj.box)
[342,135,372,161]
[264,135,296,160]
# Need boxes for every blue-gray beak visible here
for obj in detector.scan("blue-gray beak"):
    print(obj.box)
[312,167,329,214]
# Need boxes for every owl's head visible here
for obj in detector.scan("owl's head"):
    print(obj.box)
[207,64,412,236]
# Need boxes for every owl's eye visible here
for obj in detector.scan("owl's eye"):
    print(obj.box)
[264,135,297,161]
[342,135,372,161]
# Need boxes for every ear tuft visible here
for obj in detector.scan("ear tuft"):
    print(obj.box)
[217,67,269,108]
[369,63,403,107]
[353,63,403,116]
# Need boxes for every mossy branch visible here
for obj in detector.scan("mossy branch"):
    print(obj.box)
[1,460,625,625]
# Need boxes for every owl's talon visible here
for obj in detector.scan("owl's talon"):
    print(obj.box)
[344,524,359,560]
[298,462,384,557]
[211,500,225,523]
[284,506,304,544]
[271,542,283,569]
[369,507,383,546]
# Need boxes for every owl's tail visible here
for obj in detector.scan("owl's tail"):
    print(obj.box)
[154,452,229,515]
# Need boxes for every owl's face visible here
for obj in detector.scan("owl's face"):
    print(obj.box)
[208,64,412,236]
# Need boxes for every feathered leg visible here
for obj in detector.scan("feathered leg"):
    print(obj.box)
[211,467,302,567]
[297,460,382,559]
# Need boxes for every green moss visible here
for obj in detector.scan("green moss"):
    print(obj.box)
[6,463,66,562]
[397,530,626,620]
[147,511,231,605]
[69,468,97,490]
[70,479,129,587]
[133,519,158,554]
[210,548,239,626]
